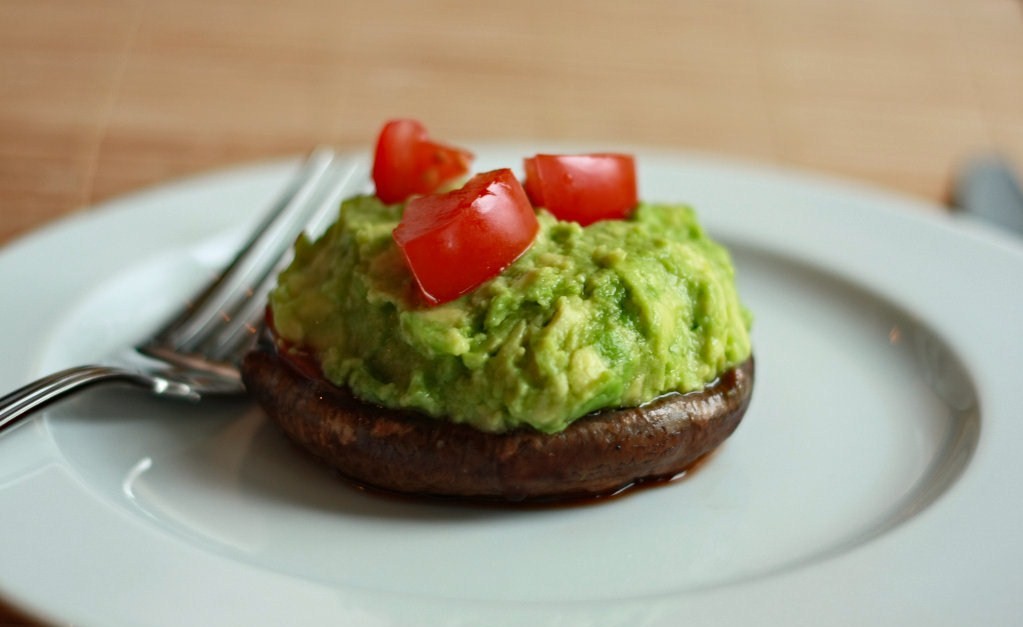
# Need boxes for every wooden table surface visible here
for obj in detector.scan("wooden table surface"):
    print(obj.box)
[1,0,1021,623]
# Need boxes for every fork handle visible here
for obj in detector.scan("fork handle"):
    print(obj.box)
[0,366,189,434]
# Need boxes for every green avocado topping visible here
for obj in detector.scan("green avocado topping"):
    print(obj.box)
[270,196,752,434]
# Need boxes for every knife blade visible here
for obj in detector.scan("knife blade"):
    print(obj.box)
[951,154,1023,236]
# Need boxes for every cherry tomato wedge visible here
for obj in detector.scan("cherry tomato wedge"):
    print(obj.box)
[522,153,638,226]
[372,119,474,204]
[393,168,539,306]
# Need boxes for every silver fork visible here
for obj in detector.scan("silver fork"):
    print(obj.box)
[0,148,363,435]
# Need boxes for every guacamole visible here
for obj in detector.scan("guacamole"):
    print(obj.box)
[270,196,752,434]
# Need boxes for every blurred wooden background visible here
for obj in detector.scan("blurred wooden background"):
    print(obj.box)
[3,0,1022,249]
[1,0,1021,622]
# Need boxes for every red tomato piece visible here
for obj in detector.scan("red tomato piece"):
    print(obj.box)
[522,153,638,226]
[522,156,544,207]
[372,119,474,204]
[393,169,539,306]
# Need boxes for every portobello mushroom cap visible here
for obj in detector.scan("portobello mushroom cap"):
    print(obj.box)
[242,347,755,503]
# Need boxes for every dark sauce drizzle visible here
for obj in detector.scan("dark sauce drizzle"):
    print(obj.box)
[328,450,717,510]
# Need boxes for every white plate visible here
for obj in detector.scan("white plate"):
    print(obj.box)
[1,147,1021,626]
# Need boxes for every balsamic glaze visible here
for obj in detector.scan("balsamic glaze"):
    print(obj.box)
[308,448,718,510]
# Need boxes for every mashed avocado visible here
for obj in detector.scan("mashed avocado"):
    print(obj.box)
[270,196,752,434]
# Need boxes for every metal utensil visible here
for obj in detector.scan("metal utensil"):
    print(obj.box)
[951,154,1023,236]
[0,148,362,434]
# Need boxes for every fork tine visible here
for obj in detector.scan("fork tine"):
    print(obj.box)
[1,148,369,430]
[194,159,365,363]
[148,147,342,353]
